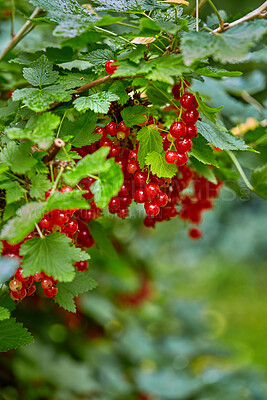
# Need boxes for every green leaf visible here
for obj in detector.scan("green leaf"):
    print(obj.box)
[0,307,10,321]
[194,66,243,78]
[0,257,20,284]
[197,115,249,151]
[0,142,37,174]
[251,164,267,200]
[195,93,223,125]
[46,190,90,211]
[146,151,177,178]
[190,135,218,166]
[57,73,94,90]
[23,55,59,87]
[6,112,60,150]
[108,80,130,105]
[80,49,114,65]
[55,271,97,312]
[147,54,189,84]
[60,110,98,148]
[190,157,217,184]
[121,105,147,127]
[73,92,119,113]
[1,202,46,244]
[29,175,53,200]
[63,147,110,186]
[91,159,123,209]
[3,202,24,222]
[181,20,267,65]
[0,181,27,204]
[120,45,146,64]
[89,220,117,259]
[20,233,90,282]
[0,318,34,352]
[137,126,163,168]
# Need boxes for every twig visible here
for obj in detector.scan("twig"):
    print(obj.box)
[207,0,224,31]
[226,150,254,192]
[0,7,43,61]
[196,0,199,31]
[213,1,267,33]
[43,138,65,164]
[76,75,113,94]
[241,91,264,113]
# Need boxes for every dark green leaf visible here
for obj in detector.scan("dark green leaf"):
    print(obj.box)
[190,157,217,184]
[121,105,147,127]
[251,164,267,199]
[0,318,34,352]
[191,135,218,166]
[23,55,59,87]
[60,110,98,148]
[29,175,53,200]
[0,142,37,174]
[89,220,117,259]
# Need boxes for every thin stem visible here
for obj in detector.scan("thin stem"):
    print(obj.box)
[226,150,254,192]
[241,91,264,113]
[174,6,178,24]
[149,82,180,111]
[51,165,64,194]
[11,0,15,38]
[207,0,224,30]
[56,110,67,138]
[117,21,138,29]
[196,0,199,32]
[35,223,44,238]
[0,7,42,61]
[192,0,207,17]
[50,164,54,183]
[94,26,136,47]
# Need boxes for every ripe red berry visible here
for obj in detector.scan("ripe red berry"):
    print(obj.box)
[39,217,54,230]
[109,145,120,157]
[118,181,130,196]
[54,211,69,227]
[156,192,168,207]
[134,170,148,187]
[33,271,44,282]
[118,121,130,135]
[128,149,138,162]
[144,202,160,217]
[11,287,27,300]
[145,182,160,200]
[189,227,202,240]
[165,150,178,164]
[180,93,198,109]
[41,278,53,290]
[105,59,118,75]
[127,161,139,174]
[109,197,121,210]
[170,121,186,138]
[43,285,58,298]
[60,186,73,193]
[75,260,88,271]
[144,216,156,227]
[64,219,78,236]
[117,208,129,219]
[185,124,198,139]
[176,152,189,166]
[27,284,36,296]
[134,189,147,203]
[106,122,118,136]
[182,108,199,125]
[9,279,23,292]
[175,138,193,153]
[94,126,107,136]
[172,84,181,100]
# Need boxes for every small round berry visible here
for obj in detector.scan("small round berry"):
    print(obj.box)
[156,192,168,207]
[33,272,44,282]
[106,122,118,136]
[75,260,88,272]
[134,170,148,187]
[180,93,198,109]
[105,59,118,75]
[175,138,193,153]
[145,182,161,200]
[134,189,147,203]
[9,279,22,292]
[118,121,130,135]
[182,108,199,125]
[127,161,139,174]
[144,216,156,228]
[39,217,54,230]
[176,152,189,166]
[119,181,130,196]
[165,150,178,164]
[27,284,36,296]
[14,267,24,282]
[43,285,58,298]
[94,126,106,136]
[189,227,202,240]
[64,219,78,236]
[185,124,198,139]
[117,208,129,219]
[128,149,138,162]
[109,145,120,157]
[54,211,69,227]
[117,131,126,140]
[61,186,73,193]
[109,197,121,211]
[172,84,181,100]
[170,121,186,138]
[41,278,53,290]
[11,287,26,300]
[144,202,160,217]
[99,137,112,147]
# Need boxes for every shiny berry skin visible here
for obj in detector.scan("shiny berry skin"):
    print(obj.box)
[75,260,88,272]
[27,284,36,296]
[43,285,58,298]
[45,189,53,199]
[180,93,198,109]
[134,170,148,187]
[145,182,160,200]
[128,149,138,162]
[94,126,106,136]
[33,271,44,282]
[119,181,130,196]
[106,122,118,136]
[189,227,202,240]
[156,192,168,207]
[172,84,181,100]
[9,279,22,292]
[176,152,189,166]
[127,161,139,174]
[118,121,130,135]
[14,267,24,282]
[117,208,129,219]
[54,211,69,227]
[170,121,186,138]
[109,197,121,211]
[109,145,120,157]
[120,195,132,207]
[165,150,178,164]
[11,287,27,300]
[182,108,199,125]
[41,278,53,289]
[99,137,112,147]
[39,217,54,230]
[185,124,198,139]
[23,276,33,288]
[105,59,118,75]
[144,202,160,217]
[144,216,156,228]
[175,138,193,153]
[134,189,147,203]
[61,186,73,193]
[64,219,78,236]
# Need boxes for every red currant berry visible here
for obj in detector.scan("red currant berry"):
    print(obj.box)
[144,216,156,227]
[175,138,193,153]
[182,108,199,125]
[118,181,130,196]
[118,121,130,135]
[165,150,178,164]
[189,227,202,240]
[127,161,139,174]
[54,211,69,227]
[94,126,106,136]
[170,121,186,138]
[39,217,54,230]
[41,278,53,290]
[9,279,23,292]
[134,170,148,187]
[99,137,112,147]
[117,208,129,219]
[11,287,26,300]
[75,260,88,272]
[172,84,181,100]
[176,152,188,166]
[106,122,118,136]
[185,124,198,139]
[180,93,198,109]
[43,285,58,298]
[144,202,160,217]
[33,271,44,282]
[145,182,161,200]
[134,189,147,203]
[105,59,118,75]
[61,186,73,193]
[109,145,120,157]
[64,219,78,236]
[120,196,132,207]
[109,197,121,211]
[128,149,138,162]
[156,192,168,207]
[27,284,36,296]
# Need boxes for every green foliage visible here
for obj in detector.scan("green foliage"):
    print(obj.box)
[251,165,267,199]
[60,110,98,147]
[23,55,59,87]
[0,318,34,352]
[137,126,163,168]
[146,151,177,178]
[121,105,147,127]
[73,92,119,113]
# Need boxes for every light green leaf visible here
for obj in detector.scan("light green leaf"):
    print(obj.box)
[194,66,243,77]
[0,142,37,174]
[55,271,97,312]
[121,105,147,127]
[190,135,218,166]
[80,49,114,65]
[146,151,177,178]
[29,175,53,200]
[73,92,119,113]
[20,233,90,282]
[89,220,117,259]
[0,181,27,204]
[0,318,34,352]
[0,307,10,321]
[137,126,163,168]
[46,190,90,211]
[23,55,59,87]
